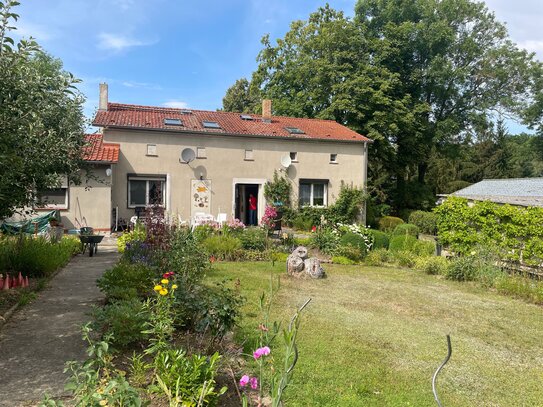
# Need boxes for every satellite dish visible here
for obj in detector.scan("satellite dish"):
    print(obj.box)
[280,155,292,168]
[181,148,196,164]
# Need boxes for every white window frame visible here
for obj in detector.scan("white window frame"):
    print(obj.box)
[330,153,338,163]
[299,181,328,207]
[128,176,166,208]
[244,149,254,161]
[197,147,207,159]
[290,152,298,162]
[147,144,157,156]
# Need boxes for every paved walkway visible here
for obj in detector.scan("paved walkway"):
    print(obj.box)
[0,248,119,407]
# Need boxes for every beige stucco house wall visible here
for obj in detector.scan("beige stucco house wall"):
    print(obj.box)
[103,128,368,224]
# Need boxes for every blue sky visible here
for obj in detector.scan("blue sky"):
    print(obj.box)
[13,0,543,134]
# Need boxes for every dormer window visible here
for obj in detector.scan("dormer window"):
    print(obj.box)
[240,114,253,120]
[164,118,182,126]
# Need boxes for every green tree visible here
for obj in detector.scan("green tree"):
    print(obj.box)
[236,1,540,211]
[0,1,86,218]
[221,77,260,113]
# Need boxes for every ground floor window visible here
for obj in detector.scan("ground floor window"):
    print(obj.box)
[299,180,328,207]
[37,187,69,209]
[128,176,166,208]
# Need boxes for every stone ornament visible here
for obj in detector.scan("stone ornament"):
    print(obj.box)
[286,246,325,279]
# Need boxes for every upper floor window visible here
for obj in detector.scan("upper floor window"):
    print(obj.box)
[197,147,207,158]
[290,152,298,162]
[330,153,338,163]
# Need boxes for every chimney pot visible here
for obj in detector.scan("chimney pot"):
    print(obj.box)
[262,99,272,123]
[99,83,108,111]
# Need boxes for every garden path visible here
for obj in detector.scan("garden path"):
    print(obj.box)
[0,248,119,406]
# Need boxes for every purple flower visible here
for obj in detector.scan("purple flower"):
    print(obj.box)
[250,377,258,390]
[253,346,271,360]
[239,375,250,387]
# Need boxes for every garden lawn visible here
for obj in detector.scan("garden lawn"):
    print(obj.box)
[208,262,543,407]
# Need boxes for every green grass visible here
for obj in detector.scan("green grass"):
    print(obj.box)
[207,262,543,406]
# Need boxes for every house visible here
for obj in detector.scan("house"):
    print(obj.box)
[35,134,120,231]
[58,83,371,231]
[447,178,543,207]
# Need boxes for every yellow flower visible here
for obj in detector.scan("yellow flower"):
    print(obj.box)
[172,284,178,289]
[159,288,168,296]
[161,279,169,284]
[99,401,108,406]
[153,285,162,291]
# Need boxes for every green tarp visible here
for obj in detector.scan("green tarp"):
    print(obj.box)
[0,210,57,235]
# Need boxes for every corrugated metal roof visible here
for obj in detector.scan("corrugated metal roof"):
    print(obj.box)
[451,178,543,207]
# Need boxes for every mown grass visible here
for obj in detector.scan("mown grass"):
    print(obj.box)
[207,262,543,407]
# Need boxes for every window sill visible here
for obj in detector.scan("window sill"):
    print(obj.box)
[146,154,158,157]
[35,206,68,211]
[196,157,207,159]
[244,159,254,161]
[329,161,338,165]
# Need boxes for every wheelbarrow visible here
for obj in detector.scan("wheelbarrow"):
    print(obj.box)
[79,228,104,257]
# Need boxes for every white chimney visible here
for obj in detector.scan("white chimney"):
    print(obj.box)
[262,99,272,123]
[99,83,108,111]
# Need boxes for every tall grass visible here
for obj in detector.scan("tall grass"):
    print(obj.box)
[0,235,80,278]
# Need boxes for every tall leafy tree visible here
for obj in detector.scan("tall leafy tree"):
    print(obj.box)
[222,77,261,113]
[236,1,540,211]
[0,1,86,218]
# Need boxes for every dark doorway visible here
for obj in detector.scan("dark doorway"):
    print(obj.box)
[235,184,259,225]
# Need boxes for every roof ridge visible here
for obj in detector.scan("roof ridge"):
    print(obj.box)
[106,102,340,123]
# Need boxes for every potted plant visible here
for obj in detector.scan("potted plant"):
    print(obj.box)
[48,216,59,227]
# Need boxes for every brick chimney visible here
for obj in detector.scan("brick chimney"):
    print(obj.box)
[99,83,108,111]
[262,99,272,123]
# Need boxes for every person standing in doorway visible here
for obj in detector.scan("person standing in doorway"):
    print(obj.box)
[248,193,257,225]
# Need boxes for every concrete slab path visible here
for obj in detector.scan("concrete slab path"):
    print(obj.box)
[0,248,119,407]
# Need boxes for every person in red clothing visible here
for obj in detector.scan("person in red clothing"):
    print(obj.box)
[248,193,257,225]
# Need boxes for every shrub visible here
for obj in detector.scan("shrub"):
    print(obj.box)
[413,240,436,257]
[92,299,149,347]
[334,245,364,262]
[327,183,367,224]
[192,223,217,242]
[389,235,418,252]
[151,349,225,404]
[97,261,156,301]
[494,274,543,304]
[446,256,478,281]
[414,256,449,275]
[264,170,291,207]
[240,227,268,251]
[409,211,437,235]
[370,230,390,250]
[392,223,420,237]
[164,228,210,289]
[117,226,146,253]
[202,235,242,261]
[365,248,391,266]
[391,250,417,268]
[378,216,404,233]
[332,255,356,265]
[0,235,80,278]
[291,216,313,231]
[293,237,313,247]
[311,227,339,255]
[339,232,369,258]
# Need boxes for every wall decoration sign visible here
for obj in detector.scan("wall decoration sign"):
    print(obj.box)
[191,179,211,216]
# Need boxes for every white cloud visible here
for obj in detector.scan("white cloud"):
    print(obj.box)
[122,81,162,90]
[162,100,189,109]
[517,40,543,55]
[14,20,56,41]
[113,0,135,11]
[97,32,156,51]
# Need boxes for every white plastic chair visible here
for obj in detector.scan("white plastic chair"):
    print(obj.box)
[216,213,227,227]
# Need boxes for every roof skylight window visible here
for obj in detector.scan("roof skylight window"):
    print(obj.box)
[203,121,221,129]
[164,118,182,126]
[240,114,253,120]
[181,109,192,115]
[285,126,305,134]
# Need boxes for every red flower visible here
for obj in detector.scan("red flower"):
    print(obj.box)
[162,271,175,279]
[311,226,317,232]
[210,255,216,263]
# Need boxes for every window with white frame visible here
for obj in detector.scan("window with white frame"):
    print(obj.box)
[245,149,254,160]
[197,147,207,158]
[290,152,298,162]
[299,180,328,207]
[330,153,338,163]
[128,176,166,207]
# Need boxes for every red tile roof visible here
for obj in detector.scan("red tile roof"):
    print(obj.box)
[93,103,370,143]
[83,134,120,163]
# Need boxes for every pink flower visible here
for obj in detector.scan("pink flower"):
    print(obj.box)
[253,346,271,359]
[239,375,250,387]
[250,377,258,390]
